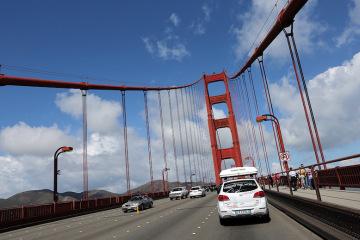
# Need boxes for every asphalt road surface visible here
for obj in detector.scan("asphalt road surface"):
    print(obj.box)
[0,192,321,240]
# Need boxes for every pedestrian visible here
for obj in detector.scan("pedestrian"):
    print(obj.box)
[299,164,306,189]
[289,167,297,191]
[268,174,274,188]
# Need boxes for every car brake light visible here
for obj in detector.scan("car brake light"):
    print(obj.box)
[253,191,265,198]
[218,195,230,201]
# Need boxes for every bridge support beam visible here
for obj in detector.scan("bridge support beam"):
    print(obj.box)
[203,72,243,185]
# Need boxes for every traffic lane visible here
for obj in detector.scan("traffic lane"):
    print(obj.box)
[116,196,322,240]
[109,193,217,240]
[0,194,209,240]
[197,204,322,240]
[71,193,217,240]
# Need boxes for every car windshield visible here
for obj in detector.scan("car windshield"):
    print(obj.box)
[129,196,143,201]
[191,187,200,190]
[222,180,258,193]
[172,188,183,191]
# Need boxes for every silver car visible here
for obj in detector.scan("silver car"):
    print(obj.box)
[122,195,153,213]
[169,187,188,200]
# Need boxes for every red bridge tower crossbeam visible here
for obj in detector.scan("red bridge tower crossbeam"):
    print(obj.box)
[203,72,243,185]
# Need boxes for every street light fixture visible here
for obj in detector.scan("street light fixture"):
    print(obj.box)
[256,114,289,172]
[190,173,196,187]
[162,168,170,193]
[53,146,73,203]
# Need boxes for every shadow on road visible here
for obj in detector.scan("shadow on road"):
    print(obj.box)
[221,217,271,226]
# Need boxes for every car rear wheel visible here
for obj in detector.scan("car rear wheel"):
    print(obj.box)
[170,198,173,201]
[219,217,227,226]
[122,210,127,213]
[262,213,270,223]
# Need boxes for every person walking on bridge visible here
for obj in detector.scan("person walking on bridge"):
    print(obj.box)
[299,164,306,189]
[289,167,297,191]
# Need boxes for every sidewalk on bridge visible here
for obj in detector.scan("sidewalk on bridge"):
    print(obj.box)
[267,186,360,210]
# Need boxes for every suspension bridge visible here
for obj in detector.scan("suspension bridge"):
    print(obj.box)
[0,0,359,239]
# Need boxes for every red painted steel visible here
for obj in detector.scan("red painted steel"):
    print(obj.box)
[0,75,201,91]
[203,72,243,185]
[231,0,308,79]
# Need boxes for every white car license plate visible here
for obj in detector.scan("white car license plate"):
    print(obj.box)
[234,210,251,215]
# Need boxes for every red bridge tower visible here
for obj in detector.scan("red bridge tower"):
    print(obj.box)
[203,72,243,185]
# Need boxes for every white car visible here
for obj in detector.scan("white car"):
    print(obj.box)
[189,186,206,198]
[169,187,188,200]
[217,178,269,225]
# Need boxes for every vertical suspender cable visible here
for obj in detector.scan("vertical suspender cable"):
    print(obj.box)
[189,86,203,183]
[143,91,154,194]
[181,88,193,185]
[168,90,180,185]
[195,83,211,183]
[185,88,198,182]
[248,69,270,176]
[121,90,130,194]
[175,90,187,184]
[81,89,88,200]
[243,71,264,174]
[158,91,168,191]
[284,25,325,168]
[237,77,256,163]
[258,56,283,172]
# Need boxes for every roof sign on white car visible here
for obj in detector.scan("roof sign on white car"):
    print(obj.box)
[219,167,258,179]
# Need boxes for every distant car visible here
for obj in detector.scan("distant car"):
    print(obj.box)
[217,168,269,225]
[169,187,188,200]
[122,195,153,213]
[189,186,206,198]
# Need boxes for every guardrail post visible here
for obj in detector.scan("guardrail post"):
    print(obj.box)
[334,167,345,190]
[312,166,322,201]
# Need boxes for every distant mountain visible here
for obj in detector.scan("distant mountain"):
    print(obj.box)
[0,180,208,209]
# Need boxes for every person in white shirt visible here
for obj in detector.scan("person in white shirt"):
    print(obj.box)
[289,167,297,191]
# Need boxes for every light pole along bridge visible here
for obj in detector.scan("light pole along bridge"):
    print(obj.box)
[0,0,359,239]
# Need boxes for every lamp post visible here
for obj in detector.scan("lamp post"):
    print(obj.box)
[190,173,196,187]
[53,146,73,203]
[256,114,289,172]
[162,168,170,193]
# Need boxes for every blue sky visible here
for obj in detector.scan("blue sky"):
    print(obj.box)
[0,0,360,197]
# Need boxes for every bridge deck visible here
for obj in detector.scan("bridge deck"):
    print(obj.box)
[0,192,321,240]
[270,186,360,210]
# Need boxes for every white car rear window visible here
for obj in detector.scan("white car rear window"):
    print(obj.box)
[172,188,183,191]
[191,187,200,190]
[222,180,258,193]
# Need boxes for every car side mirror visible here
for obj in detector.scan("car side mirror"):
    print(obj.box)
[216,187,221,194]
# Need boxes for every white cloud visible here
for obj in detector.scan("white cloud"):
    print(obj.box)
[335,0,360,47]
[270,51,360,151]
[143,36,190,61]
[190,4,212,35]
[55,90,122,134]
[143,15,190,61]
[231,0,326,60]
[0,122,76,157]
[156,40,190,61]
[169,13,180,27]
[0,89,214,198]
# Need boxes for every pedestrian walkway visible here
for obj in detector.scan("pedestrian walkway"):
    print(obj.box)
[267,186,360,210]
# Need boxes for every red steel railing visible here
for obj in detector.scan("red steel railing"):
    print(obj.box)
[0,191,169,229]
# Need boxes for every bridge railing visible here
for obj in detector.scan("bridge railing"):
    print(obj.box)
[258,154,360,201]
[0,191,169,230]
